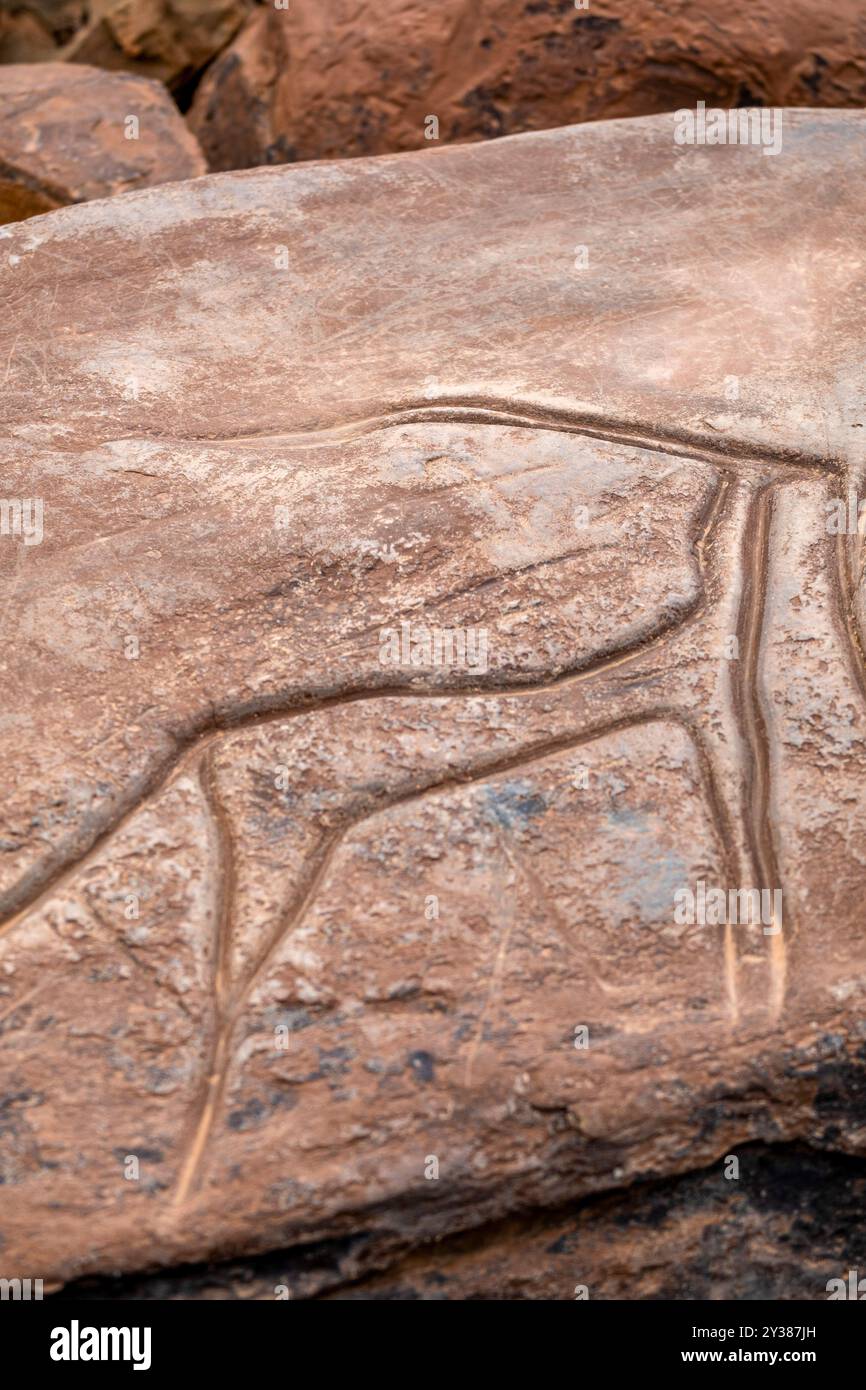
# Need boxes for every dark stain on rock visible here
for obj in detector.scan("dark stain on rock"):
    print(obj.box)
[112,1146,164,1164]
[228,1089,297,1132]
[736,83,766,107]
[408,1050,435,1084]
[814,1049,866,1129]
[572,15,622,37]
[483,780,547,830]
[317,1045,353,1079]
[460,85,506,139]
[264,135,299,165]
[0,1089,42,1116]
[803,53,829,97]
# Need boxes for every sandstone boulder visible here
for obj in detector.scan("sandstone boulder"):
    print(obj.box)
[0,2,86,65]
[188,0,866,168]
[0,0,249,90]
[0,110,864,1295]
[0,62,205,222]
[0,63,206,223]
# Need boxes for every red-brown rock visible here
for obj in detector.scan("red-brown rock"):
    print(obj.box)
[0,110,865,1297]
[0,62,206,223]
[0,2,86,64]
[188,0,866,168]
[0,0,249,89]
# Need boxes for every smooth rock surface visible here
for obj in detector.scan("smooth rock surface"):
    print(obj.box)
[0,111,865,1294]
[188,0,866,168]
[0,63,206,223]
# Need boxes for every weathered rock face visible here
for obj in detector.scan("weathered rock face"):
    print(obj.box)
[324,1147,866,1300]
[50,1145,866,1300]
[0,63,205,223]
[0,0,249,89]
[0,2,87,64]
[188,0,866,168]
[0,111,865,1296]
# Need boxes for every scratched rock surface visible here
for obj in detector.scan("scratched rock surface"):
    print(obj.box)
[0,111,865,1293]
[187,0,866,169]
[0,63,206,224]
